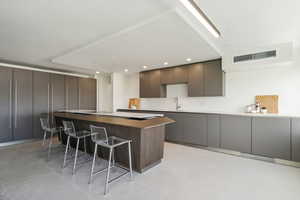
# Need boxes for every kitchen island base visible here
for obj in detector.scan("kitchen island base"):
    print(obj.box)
[55,113,172,173]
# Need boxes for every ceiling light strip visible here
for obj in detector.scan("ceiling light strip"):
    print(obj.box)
[0,62,91,78]
[180,0,220,38]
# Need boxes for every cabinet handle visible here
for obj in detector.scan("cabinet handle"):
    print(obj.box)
[48,83,50,120]
[79,87,81,110]
[14,80,18,129]
[51,85,54,123]
[9,79,12,129]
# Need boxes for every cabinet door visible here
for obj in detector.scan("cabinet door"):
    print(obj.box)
[139,72,150,98]
[13,69,33,140]
[160,68,174,84]
[252,117,291,160]
[149,70,163,98]
[0,67,13,142]
[182,114,207,146]
[292,118,300,162]
[65,76,79,110]
[188,63,204,97]
[165,113,184,142]
[204,60,223,96]
[173,67,188,83]
[79,78,96,110]
[220,115,251,153]
[207,115,220,148]
[51,74,65,118]
[33,72,50,138]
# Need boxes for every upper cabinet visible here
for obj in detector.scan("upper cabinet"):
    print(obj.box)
[203,60,223,96]
[140,70,165,98]
[188,63,205,97]
[160,67,188,84]
[65,76,79,110]
[139,59,223,98]
[79,78,97,110]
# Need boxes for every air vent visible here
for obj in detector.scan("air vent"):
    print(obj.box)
[233,50,276,63]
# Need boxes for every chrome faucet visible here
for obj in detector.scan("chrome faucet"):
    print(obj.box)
[175,97,182,111]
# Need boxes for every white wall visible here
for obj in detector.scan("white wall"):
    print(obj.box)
[112,72,139,111]
[113,47,300,114]
[96,73,113,112]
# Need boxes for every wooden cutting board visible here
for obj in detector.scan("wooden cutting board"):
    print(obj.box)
[255,95,279,114]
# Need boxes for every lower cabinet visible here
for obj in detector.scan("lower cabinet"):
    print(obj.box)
[207,115,220,148]
[182,114,207,146]
[252,117,291,160]
[165,113,184,142]
[220,115,252,153]
[119,109,299,162]
[292,118,300,162]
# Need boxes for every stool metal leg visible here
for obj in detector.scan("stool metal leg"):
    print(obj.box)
[42,131,47,146]
[128,142,133,180]
[89,144,98,184]
[63,135,70,168]
[72,138,80,175]
[104,148,113,195]
[84,137,87,153]
[47,131,53,161]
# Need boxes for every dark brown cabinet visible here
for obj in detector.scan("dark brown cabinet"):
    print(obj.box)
[139,70,165,98]
[0,67,13,142]
[188,63,205,97]
[204,60,223,96]
[50,74,66,123]
[160,68,174,84]
[65,76,79,110]
[79,78,97,110]
[161,67,188,85]
[13,69,33,140]
[139,59,223,98]
[33,72,50,138]
[174,67,188,83]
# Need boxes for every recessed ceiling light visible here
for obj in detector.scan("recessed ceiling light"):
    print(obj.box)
[186,58,192,62]
[164,62,168,65]
[143,66,148,69]
[124,69,129,72]
[96,71,100,74]
[180,0,220,38]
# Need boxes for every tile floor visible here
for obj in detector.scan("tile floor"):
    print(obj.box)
[0,140,300,200]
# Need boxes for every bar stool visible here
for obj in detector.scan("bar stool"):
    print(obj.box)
[89,125,133,195]
[40,117,63,161]
[62,120,91,175]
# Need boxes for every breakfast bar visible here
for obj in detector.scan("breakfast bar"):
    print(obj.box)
[54,111,174,173]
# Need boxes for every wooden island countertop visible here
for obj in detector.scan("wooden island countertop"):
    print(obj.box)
[54,112,174,129]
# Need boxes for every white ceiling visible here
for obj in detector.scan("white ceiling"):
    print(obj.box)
[0,0,299,74]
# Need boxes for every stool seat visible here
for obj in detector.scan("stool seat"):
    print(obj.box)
[95,136,129,148]
[67,130,91,138]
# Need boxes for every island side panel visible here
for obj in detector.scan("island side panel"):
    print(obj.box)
[140,126,165,172]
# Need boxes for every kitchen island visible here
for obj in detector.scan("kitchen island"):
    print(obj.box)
[54,111,174,173]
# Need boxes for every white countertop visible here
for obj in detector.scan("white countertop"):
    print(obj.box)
[57,110,164,119]
[91,112,163,119]
[121,109,300,118]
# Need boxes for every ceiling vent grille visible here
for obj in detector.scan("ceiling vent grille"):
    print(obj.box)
[233,50,276,63]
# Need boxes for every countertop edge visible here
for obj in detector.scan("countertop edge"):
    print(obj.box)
[118,109,300,118]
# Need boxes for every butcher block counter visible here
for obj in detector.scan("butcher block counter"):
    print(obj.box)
[54,111,174,173]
